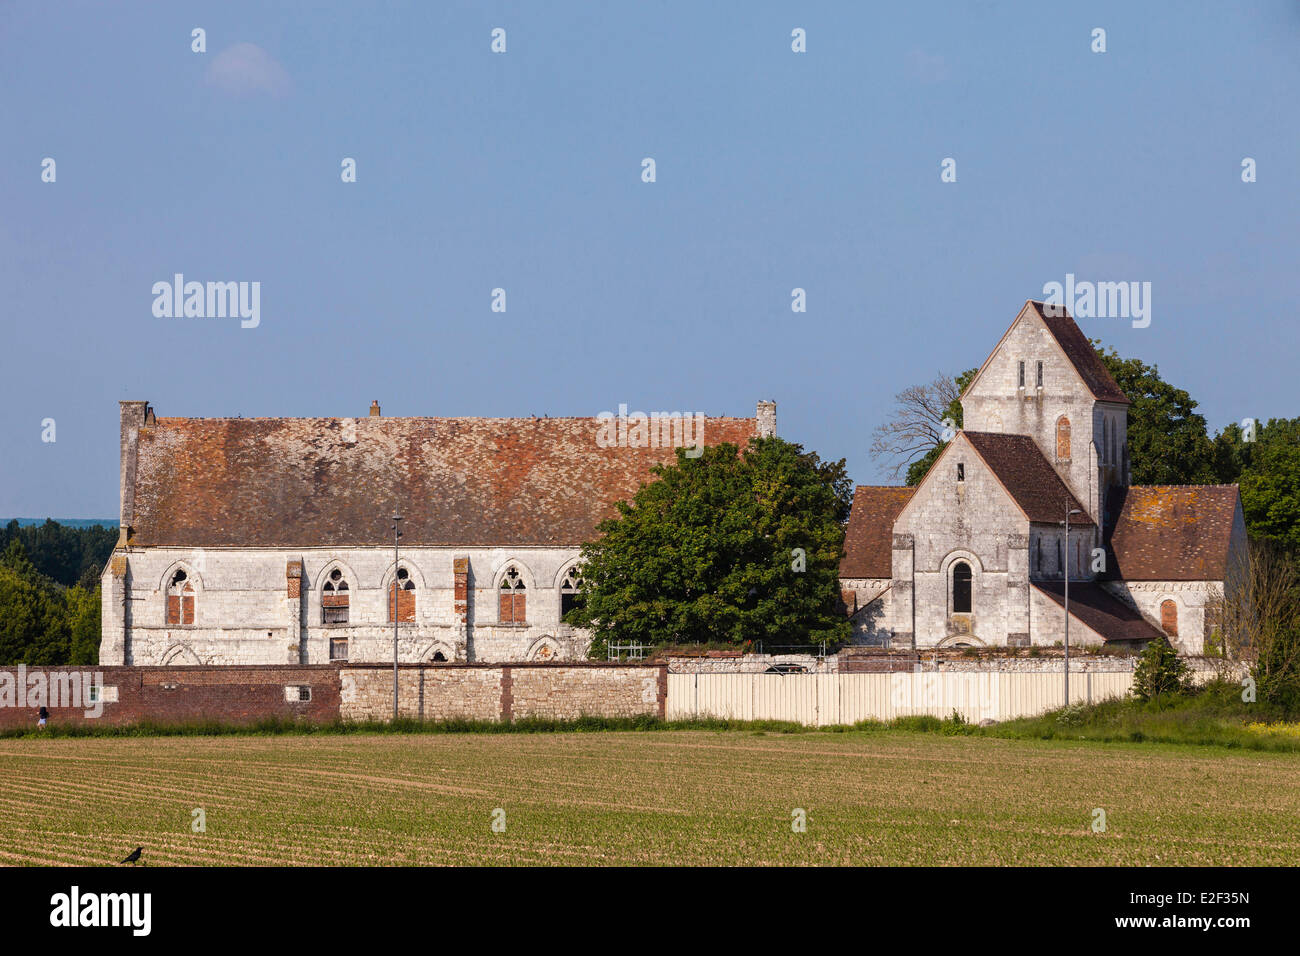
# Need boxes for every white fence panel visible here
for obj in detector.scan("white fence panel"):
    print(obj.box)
[667,670,1136,726]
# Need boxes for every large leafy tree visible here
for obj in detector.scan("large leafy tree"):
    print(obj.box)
[566,437,852,655]
[1213,417,1300,552]
[0,540,69,665]
[1093,346,1216,485]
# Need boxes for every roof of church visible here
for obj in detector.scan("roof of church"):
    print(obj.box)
[961,300,1130,406]
[963,432,1094,525]
[127,415,758,547]
[1102,484,1242,581]
[839,486,916,578]
[1029,302,1131,405]
[1033,582,1167,644]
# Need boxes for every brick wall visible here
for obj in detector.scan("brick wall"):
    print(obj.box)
[0,665,340,730]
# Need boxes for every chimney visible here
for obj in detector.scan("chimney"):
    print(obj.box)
[369,400,381,417]
[756,400,777,438]
[119,401,150,535]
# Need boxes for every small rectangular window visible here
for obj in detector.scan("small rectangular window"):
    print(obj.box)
[1018,361,1025,388]
[1036,361,1043,387]
[329,638,348,661]
[285,685,312,702]
[957,463,965,481]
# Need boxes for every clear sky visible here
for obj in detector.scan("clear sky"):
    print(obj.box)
[2,1,1298,518]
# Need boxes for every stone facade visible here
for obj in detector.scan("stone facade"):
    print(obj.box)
[103,545,592,667]
[101,402,771,665]
[839,301,1245,654]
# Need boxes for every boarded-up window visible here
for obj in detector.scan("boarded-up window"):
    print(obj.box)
[323,569,350,624]
[499,565,526,624]
[389,567,415,622]
[166,571,194,626]
[1056,416,1071,460]
[1160,599,1178,637]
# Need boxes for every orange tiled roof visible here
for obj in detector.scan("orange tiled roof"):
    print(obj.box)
[1034,582,1165,644]
[839,486,915,578]
[128,415,758,547]
[1103,485,1241,580]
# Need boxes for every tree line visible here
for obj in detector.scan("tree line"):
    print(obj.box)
[0,521,114,665]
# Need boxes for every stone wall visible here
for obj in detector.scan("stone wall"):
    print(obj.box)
[508,665,664,719]
[337,663,666,722]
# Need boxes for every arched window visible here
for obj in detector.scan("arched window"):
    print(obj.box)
[499,565,526,624]
[1033,538,1042,574]
[1056,416,1071,460]
[322,568,350,624]
[1160,599,1178,638]
[560,567,582,619]
[166,569,194,626]
[389,566,415,623]
[1056,539,1063,577]
[952,562,972,614]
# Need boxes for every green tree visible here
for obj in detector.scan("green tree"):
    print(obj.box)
[67,584,102,666]
[1131,636,1190,701]
[566,437,852,656]
[0,540,70,665]
[1093,345,1216,485]
[1212,418,1300,552]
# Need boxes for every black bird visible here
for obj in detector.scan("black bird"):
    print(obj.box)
[119,846,142,865]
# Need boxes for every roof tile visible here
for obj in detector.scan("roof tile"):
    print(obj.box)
[130,415,757,547]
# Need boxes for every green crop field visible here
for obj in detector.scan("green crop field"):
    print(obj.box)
[2,730,1298,866]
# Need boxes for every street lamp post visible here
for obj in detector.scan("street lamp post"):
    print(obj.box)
[1063,502,1082,706]
[392,514,403,721]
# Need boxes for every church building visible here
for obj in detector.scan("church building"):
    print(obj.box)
[839,301,1245,654]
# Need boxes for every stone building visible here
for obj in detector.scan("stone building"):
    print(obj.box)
[101,402,775,665]
[840,301,1245,654]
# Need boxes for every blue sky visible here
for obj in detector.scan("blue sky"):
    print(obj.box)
[2,1,1298,518]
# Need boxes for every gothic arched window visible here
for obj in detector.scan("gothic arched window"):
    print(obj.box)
[560,567,582,618]
[1056,416,1071,460]
[322,568,350,624]
[389,566,415,623]
[166,569,195,626]
[952,562,972,614]
[499,565,527,624]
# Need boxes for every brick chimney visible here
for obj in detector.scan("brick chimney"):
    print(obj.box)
[369,400,381,417]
